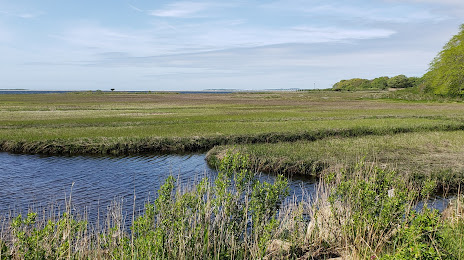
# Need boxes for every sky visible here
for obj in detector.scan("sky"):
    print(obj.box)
[0,0,463,91]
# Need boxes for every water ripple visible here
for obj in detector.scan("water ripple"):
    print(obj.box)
[0,152,317,223]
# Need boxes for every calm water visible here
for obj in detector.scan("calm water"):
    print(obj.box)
[0,152,316,222]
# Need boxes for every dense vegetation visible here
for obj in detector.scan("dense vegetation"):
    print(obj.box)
[332,75,421,91]
[1,153,463,259]
[423,24,464,96]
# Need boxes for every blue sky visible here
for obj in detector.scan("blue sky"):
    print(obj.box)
[0,0,463,91]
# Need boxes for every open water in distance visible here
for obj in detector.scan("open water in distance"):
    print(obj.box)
[0,152,316,223]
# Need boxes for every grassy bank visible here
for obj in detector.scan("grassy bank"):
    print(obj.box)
[2,123,464,155]
[1,153,463,259]
[2,91,464,155]
[207,131,464,191]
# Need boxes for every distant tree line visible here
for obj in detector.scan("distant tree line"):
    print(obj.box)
[332,75,422,91]
[332,24,464,96]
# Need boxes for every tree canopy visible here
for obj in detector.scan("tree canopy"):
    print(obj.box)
[332,75,419,91]
[387,75,412,89]
[424,24,464,96]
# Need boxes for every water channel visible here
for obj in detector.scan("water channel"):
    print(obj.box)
[0,152,317,223]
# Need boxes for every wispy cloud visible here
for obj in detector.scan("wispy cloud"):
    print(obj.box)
[0,10,43,19]
[317,5,444,23]
[263,1,446,23]
[53,22,396,59]
[387,0,464,15]
[128,4,144,13]
[149,1,216,18]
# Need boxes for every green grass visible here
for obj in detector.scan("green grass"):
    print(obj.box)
[207,131,464,190]
[2,91,464,155]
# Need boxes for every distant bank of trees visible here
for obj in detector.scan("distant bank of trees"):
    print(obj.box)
[332,23,464,96]
[332,75,422,91]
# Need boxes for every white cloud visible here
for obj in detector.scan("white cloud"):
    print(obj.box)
[263,1,446,23]
[384,0,464,16]
[149,2,213,18]
[290,26,395,42]
[53,21,396,59]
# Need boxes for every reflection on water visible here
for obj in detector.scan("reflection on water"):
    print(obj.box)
[0,152,317,223]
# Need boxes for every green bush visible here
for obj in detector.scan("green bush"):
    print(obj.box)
[326,161,414,257]
[10,212,87,259]
[382,208,447,259]
[128,151,289,259]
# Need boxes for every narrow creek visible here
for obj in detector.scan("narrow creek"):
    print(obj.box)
[0,152,317,223]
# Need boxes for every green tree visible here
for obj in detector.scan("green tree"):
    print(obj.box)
[371,76,389,90]
[408,76,423,88]
[424,24,464,96]
[387,75,412,89]
[332,78,371,91]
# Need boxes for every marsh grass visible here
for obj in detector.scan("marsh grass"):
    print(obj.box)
[209,131,464,192]
[3,92,464,155]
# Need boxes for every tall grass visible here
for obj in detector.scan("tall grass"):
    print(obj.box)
[1,152,463,259]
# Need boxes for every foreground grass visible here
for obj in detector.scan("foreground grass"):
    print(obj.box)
[2,91,464,155]
[1,152,463,259]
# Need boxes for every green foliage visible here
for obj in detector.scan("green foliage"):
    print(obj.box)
[382,208,448,259]
[424,24,464,96]
[332,78,372,91]
[327,162,414,257]
[10,211,87,259]
[408,76,423,88]
[371,76,390,90]
[441,218,464,259]
[388,75,413,89]
[332,75,417,91]
[128,151,289,259]
[0,239,10,260]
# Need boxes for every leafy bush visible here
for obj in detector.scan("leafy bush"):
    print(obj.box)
[324,161,415,257]
[128,151,289,259]
[382,208,447,259]
[10,212,87,259]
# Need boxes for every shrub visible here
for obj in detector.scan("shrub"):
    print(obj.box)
[129,151,289,259]
[324,161,415,257]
